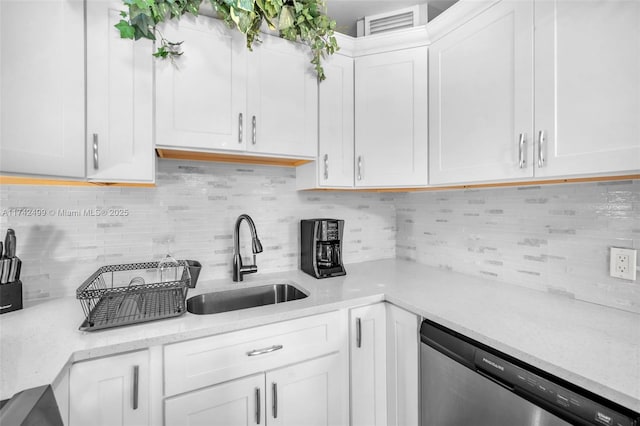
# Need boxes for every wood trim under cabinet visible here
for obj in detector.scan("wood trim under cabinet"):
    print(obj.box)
[302,174,640,192]
[156,148,313,167]
[0,176,155,187]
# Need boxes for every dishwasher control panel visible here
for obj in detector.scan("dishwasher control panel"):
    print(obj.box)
[475,349,635,426]
[420,319,639,426]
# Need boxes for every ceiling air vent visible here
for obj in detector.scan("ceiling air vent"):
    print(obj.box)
[358,6,420,37]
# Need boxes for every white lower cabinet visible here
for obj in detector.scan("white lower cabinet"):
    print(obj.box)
[385,304,420,426]
[350,303,388,426]
[350,303,419,426]
[165,373,264,426]
[266,354,345,426]
[65,306,418,426]
[69,350,150,426]
[163,311,348,426]
[165,354,344,426]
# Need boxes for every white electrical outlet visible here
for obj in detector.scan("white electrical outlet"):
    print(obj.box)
[610,247,637,281]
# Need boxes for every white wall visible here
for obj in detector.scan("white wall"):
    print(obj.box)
[395,180,640,313]
[2,162,638,314]
[0,160,396,301]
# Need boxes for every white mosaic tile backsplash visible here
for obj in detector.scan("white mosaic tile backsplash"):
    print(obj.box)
[395,180,640,313]
[1,162,638,314]
[0,160,396,301]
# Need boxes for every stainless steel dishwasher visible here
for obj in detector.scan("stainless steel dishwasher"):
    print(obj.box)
[420,319,639,426]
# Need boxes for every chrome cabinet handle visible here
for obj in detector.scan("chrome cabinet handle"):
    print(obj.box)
[518,133,527,169]
[272,382,278,419]
[323,154,329,180]
[357,156,363,181]
[537,130,546,167]
[92,133,99,170]
[132,365,139,410]
[238,113,243,144]
[356,317,362,348]
[0,304,12,310]
[255,388,261,424]
[252,116,257,145]
[246,344,283,357]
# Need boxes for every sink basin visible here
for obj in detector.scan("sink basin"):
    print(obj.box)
[187,283,308,315]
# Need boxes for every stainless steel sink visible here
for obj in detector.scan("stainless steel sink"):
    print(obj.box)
[186,283,308,315]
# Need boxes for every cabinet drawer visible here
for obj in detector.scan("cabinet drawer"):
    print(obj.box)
[164,311,344,396]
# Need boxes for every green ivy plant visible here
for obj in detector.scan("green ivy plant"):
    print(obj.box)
[115,0,339,80]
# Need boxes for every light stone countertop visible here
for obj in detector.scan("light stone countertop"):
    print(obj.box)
[1,259,639,412]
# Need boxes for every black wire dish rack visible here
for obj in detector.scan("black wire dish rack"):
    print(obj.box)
[76,260,191,331]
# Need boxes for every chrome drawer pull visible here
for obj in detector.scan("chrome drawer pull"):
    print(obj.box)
[323,154,329,180]
[537,130,546,167]
[255,387,261,424]
[272,382,278,418]
[518,133,527,169]
[238,113,243,144]
[252,115,257,145]
[92,133,99,170]
[246,344,283,357]
[132,365,139,410]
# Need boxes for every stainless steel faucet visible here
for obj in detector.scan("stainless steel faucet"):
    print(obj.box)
[232,214,263,282]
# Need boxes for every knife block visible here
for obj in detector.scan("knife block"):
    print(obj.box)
[0,280,23,314]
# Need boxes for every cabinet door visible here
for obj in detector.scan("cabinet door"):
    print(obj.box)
[429,0,534,185]
[386,304,419,426]
[69,350,149,426]
[86,0,154,183]
[355,47,428,187]
[247,35,318,158]
[534,0,640,177]
[155,16,247,152]
[318,53,354,187]
[350,303,387,426]
[165,374,264,426]
[266,353,346,426]
[0,0,85,178]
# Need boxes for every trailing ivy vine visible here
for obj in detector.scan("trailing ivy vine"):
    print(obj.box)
[115,0,339,80]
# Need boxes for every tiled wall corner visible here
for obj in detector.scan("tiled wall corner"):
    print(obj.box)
[0,160,396,302]
[395,180,640,314]
[2,163,638,315]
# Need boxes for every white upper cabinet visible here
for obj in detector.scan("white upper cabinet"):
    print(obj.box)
[0,0,85,178]
[155,16,317,160]
[429,0,534,185]
[297,52,354,189]
[355,47,429,187]
[86,0,154,183]
[155,16,247,153]
[429,0,640,185]
[247,35,318,158]
[534,0,640,178]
